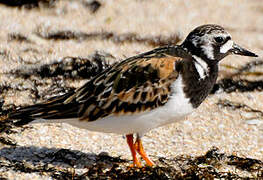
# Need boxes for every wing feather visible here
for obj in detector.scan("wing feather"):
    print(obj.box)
[74,54,182,121]
[9,46,187,123]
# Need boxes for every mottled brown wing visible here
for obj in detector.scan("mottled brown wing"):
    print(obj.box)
[66,50,183,122]
[9,46,186,123]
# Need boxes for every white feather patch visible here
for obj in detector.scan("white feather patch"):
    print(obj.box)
[201,44,214,60]
[220,40,233,53]
[193,55,209,80]
[63,75,194,135]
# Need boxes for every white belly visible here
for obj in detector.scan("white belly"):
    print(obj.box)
[65,75,194,135]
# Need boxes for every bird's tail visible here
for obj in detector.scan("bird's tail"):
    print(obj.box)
[8,91,79,126]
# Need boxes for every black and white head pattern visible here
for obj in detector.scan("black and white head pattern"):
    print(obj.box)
[181,24,235,80]
[183,24,234,62]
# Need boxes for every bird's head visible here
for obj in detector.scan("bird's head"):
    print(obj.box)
[182,24,258,63]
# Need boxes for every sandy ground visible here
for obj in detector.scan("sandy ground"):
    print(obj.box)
[0,0,263,179]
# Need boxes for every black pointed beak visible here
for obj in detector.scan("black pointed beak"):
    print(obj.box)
[230,43,258,57]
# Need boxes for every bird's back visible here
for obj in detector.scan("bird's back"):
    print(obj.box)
[9,46,189,127]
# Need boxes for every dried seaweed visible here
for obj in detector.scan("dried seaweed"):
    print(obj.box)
[0,137,17,146]
[212,78,263,93]
[232,60,263,77]
[217,99,263,116]
[8,33,32,43]
[228,155,263,172]
[0,146,261,179]
[82,0,101,13]
[0,76,73,104]
[0,99,4,111]
[0,0,56,8]
[11,52,115,79]
[0,108,20,134]
[0,176,8,180]
[217,99,263,125]
[212,59,263,93]
[36,30,182,47]
[0,99,17,117]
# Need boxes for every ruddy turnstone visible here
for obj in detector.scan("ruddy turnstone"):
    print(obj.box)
[9,24,257,167]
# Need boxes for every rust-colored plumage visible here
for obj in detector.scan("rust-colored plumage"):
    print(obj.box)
[10,46,186,122]
[71,49,182,121]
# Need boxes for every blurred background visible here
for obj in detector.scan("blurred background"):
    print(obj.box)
[0,0,262,179]
[0,0,262,68]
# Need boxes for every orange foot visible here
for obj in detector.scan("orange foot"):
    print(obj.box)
[126,134,154,167]
[134,137,154,166]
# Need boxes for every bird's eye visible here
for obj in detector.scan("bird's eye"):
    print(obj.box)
[214,37,225,44]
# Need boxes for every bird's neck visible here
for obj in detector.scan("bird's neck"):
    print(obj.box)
[181,41,217,62]
[178,56,219,108]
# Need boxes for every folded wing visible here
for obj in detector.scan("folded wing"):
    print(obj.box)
[9,46,186,124]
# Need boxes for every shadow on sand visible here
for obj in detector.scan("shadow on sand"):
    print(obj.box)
[0,145,262,179]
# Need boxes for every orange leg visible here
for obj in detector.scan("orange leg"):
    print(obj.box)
[126,134,142,167]
[134,136,154,167]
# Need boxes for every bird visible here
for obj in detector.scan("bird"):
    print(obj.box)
[8,24,258,167]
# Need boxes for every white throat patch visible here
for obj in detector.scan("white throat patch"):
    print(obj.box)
[201,44,214,60]
[220,40,233,53]
[193,55,209,80]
